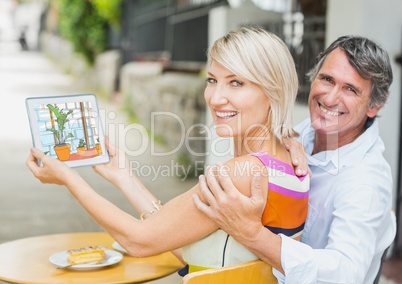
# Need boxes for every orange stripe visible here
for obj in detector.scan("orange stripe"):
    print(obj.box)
[261,190,308,229]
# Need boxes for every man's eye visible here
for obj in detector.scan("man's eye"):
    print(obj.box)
[322,76,333,84]
[230,80,243,87]
[345,86,357,94]
[206,77,216,84]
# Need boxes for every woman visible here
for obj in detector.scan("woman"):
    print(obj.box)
[26,26,309,274]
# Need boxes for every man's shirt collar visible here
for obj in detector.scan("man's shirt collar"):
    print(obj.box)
[295,118,380,173]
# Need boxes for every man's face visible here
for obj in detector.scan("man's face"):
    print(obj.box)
[308,48,380,145]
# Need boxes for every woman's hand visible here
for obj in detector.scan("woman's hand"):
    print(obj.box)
[26,148,76,185]
[283,138,311,176]
[92,137,130,185]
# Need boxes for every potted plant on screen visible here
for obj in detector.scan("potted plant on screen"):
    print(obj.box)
[95,137,102,155]
[76,138,86,155]
[46,104,74,161]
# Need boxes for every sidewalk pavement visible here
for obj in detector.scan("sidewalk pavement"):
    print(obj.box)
[0,41,192,283]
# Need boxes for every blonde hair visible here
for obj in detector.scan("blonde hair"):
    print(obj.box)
[207,26,298,142]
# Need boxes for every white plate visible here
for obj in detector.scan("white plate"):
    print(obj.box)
[112,241,127,254]
[49,249,123,270]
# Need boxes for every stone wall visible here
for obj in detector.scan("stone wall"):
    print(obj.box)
[120,62,207,163]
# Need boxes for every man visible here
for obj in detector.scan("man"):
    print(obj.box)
[193,35,396,283]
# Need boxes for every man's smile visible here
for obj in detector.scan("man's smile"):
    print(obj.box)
[318,103,343,117]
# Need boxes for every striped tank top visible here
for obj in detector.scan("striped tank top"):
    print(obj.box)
[182,152,310,273]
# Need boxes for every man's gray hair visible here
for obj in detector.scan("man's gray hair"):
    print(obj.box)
[307,35,393,108]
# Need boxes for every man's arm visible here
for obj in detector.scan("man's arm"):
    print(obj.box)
[193,163,395,283]
[192,141,309,276]
[193,164,284,273]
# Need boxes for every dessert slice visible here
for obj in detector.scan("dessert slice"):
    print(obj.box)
[67,246,106,265]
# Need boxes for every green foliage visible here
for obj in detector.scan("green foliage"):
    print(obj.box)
[57,0,122,64]
[92,0,122,28]
[46,104,74,144]
[78,139,86,147]
[176,154,198,180]
[121,95,139,123]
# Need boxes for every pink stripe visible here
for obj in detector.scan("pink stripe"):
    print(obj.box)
[269,183,309,199]
[252,152,308,182]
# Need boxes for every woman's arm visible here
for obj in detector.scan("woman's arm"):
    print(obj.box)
[26,148,210,256]
[92,139,185,261]
[26,148,264,259]
[92,138,160,218]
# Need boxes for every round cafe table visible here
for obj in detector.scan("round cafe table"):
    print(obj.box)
[0,232,184,284]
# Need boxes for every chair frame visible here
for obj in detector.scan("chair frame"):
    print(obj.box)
[181,260,277,284]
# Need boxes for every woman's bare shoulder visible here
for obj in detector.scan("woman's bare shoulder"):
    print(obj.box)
[224,155,265,172]
[221,155,268,197]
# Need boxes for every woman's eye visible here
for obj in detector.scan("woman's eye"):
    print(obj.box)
[230,80,243,87]
[206,77,217,84]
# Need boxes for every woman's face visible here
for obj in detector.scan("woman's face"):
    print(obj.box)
[204,61,270,138]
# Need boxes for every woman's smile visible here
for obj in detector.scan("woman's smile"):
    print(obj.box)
[215,110,239,119]
[205,62,269,138]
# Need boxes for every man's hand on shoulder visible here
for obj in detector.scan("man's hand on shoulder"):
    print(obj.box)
[193,162,267,243]
[283,138,311,176]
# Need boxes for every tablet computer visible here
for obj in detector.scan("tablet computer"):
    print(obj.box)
[26,94,110,167]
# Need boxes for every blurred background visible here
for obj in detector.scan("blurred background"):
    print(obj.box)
[0,0,401,282]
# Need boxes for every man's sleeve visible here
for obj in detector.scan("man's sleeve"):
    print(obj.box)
[273,185,393,284]
[273,235,317,284]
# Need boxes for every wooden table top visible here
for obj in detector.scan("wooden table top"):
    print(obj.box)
[0,232,184,284]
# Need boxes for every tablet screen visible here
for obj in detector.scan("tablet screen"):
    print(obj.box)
[25,94,110,167]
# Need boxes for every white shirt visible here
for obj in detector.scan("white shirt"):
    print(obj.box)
[274,118,396,283]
